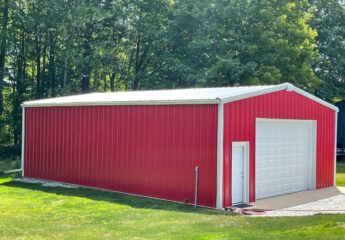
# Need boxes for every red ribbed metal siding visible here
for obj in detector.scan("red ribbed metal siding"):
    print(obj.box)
[24,105,218,207]
[223,90,336,207]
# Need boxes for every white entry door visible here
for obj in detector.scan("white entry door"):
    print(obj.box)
[232,145,245,204]
[255,119,316,200]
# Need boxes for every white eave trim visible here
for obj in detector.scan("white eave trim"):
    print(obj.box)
[21,99,220,107]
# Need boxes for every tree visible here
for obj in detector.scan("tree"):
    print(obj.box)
[244,0,319,90]
[0,0,344,158]
[310,0,345,101]
[0,0,9,116]
[124,0,171,90]
[163,0,319,90]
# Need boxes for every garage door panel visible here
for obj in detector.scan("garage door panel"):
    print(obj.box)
[256,160,310,172]
[255,119,314,200]
[256,175,309,186]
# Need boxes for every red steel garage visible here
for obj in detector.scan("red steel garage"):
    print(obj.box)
[21,83,338,209]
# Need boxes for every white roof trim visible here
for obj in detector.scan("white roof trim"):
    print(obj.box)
[219,84,288,104]
[21,83,338,111]
[285,83,339,112]
[219,83,338,112]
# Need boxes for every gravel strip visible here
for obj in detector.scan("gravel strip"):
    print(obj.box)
[14,177,78,188]
[265,194,345,216]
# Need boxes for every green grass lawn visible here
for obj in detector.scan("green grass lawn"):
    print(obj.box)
[0,174,345,239]
[337,164,345,186]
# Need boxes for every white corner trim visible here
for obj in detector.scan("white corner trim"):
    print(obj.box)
[334,111,338,186]
[21,107,25,176]
[3,108,25,175]
[216,102,224,209]
[310,120,317,190]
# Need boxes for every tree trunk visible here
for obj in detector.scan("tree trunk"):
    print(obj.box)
[131,35,151,90]
[35,30,41,97]
[110,72,115,92]
[92,68,98,91]
[103,72,107,92]
[81,21,93,93]
[132,36,141,90]
[13,30,26,145]
[0,0,9,115]
[63,57,68,87]
[42,33,48,97]
[48,31,56,96]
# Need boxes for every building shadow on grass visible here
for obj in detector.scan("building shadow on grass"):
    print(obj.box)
[0,175,233,216]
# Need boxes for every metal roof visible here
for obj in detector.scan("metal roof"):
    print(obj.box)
[22,83,338,111]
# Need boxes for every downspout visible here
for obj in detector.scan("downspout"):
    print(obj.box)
[194,166,199,208]
[216,98,224,209]
[4,106,25,174]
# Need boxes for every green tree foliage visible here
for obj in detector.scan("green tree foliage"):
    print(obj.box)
[0,0,343,155]
[164,0,319,89]
[246,0,319,89]
[310,0,345,101]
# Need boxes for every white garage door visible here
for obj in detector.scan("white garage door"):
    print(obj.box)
[255,119,315,200]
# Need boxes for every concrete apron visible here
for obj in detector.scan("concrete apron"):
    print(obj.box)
[246,186,345,210]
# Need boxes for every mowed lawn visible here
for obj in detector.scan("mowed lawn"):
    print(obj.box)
[0,167,345,240]
[337,164,345,186]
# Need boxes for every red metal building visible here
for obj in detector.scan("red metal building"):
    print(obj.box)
[21,83,338,209]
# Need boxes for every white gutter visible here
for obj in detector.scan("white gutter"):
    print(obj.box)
[216,99,224,209]
[3,107,25,174]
